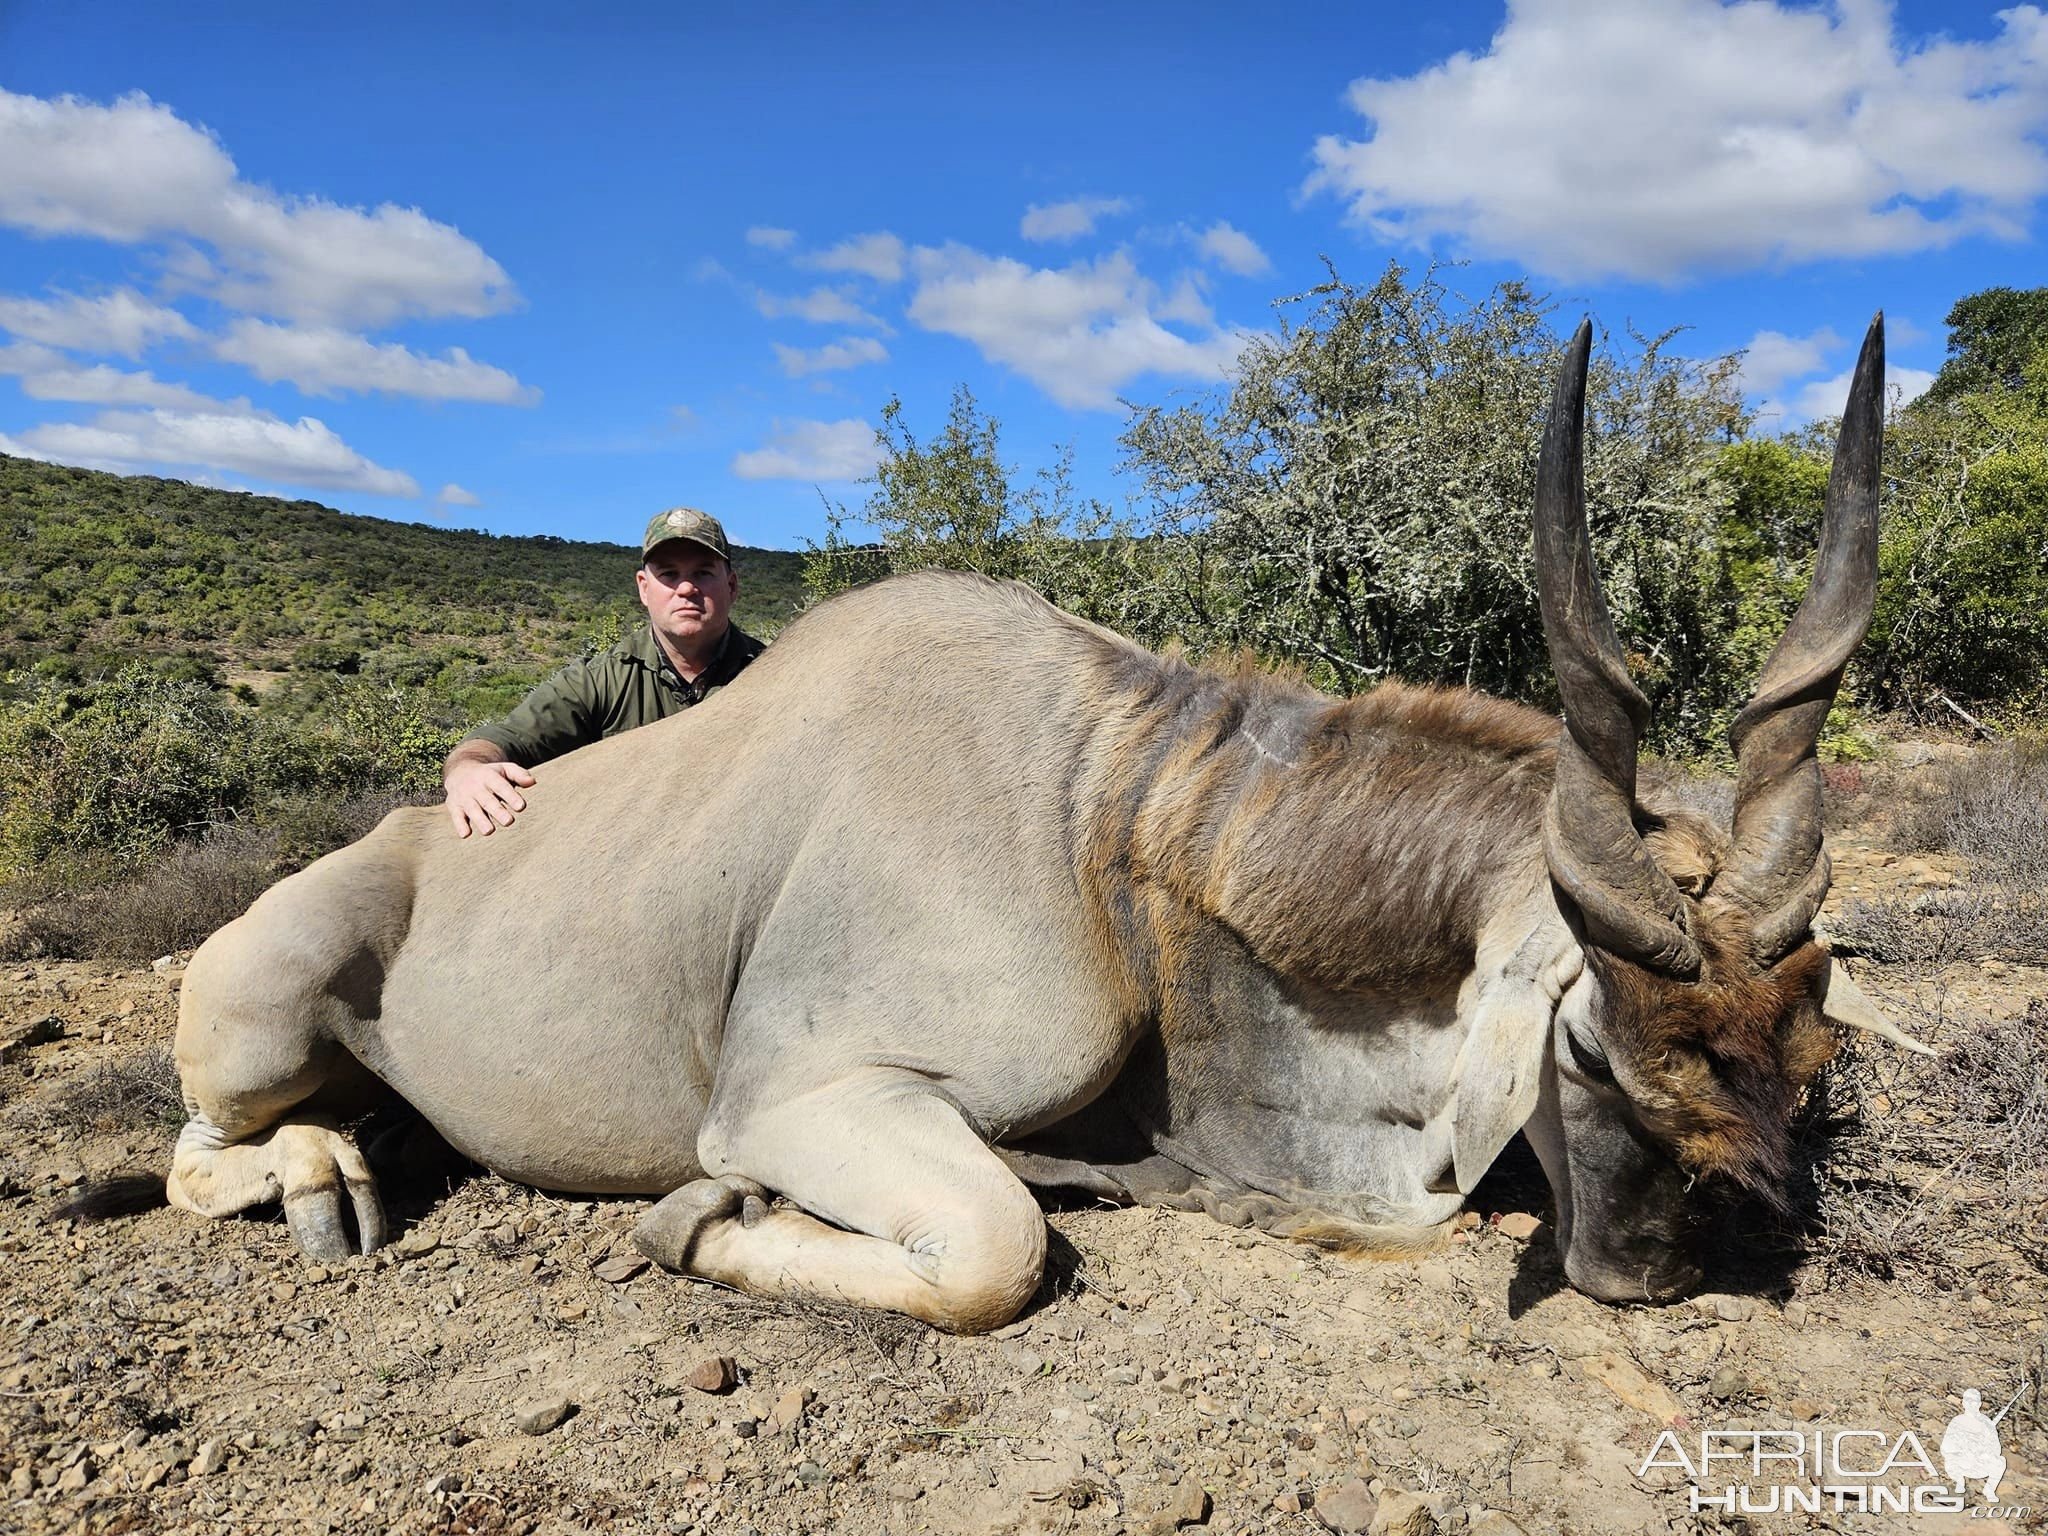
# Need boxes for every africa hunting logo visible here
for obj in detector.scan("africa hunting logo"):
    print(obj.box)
[1637,1378,2031,1518]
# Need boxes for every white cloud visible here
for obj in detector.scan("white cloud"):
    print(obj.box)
[0,88,517,326]
[907,244,1252,410]
[730,418,879,482]
[1194,221,1272,277]
[0,340,222,410]
[800,231,906,282]
[1776,361,1937,424]
[6,406,420,496]
[1736,327,1842,397]
[753,285,892,330]
[1020,197,1131,243]
[212,319,539,404]
[0,287,197,356]
[1306,0,2048,282]
[1155,275,1215,328]
[746,226,797,250]
[772,335,889,377]
[435,482,482,507]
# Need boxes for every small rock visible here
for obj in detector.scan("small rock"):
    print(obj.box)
[1788,1397,1823,1420]
[1495,1213,1542,1241]
[1712,1294,1755,1323]
[794,1460,827,1487]
[191,1439,227,1476]
[1276,1490,1304,1514]
[770,1385,813,1430]
[1970,1294,1995,1318]
[1137,1477,1209,1533]
[1469,1515,1530,1536]
[55,1457,94,1494]
[425,1472,464,1496]
[685,1356,738,1394]
[394,1230,439,1260]
[885,1479,923,1503]
[591,1253,649,1285]
[1317,1477,1378,1533]
[1782,1301,1809,1327]
[989,1321,1030,1340]
[1371,1489,1442,1535]
[732,1418,759,1439]
[1708,1364,1748,1400]
[514,1397,573,1435]
[999,1341,1045,1376]
[151,954,185,975]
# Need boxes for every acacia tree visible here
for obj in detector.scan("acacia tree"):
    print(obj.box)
[1869,344,2048,709]
[1117,263,1749,744]
[803,386,1148,626]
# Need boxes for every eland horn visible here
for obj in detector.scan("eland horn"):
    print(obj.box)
[1534,319,1701,977]
[1719,315,1885,962]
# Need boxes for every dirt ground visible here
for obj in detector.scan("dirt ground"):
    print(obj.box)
[2,811,2044,1536]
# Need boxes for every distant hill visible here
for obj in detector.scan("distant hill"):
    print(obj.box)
[0,454,810,724]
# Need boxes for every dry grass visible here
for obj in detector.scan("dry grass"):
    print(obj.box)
[11,1045,183,1138]
[1883,738,2048,875]
[1834,889,2048,969]
[1832,739,2048,968]
[1802,994,2048,1286]
[0,791,417,965]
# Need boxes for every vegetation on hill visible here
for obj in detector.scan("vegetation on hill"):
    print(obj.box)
[0,459,806,915]
[2,268,2043,963]
[0,455,806,721]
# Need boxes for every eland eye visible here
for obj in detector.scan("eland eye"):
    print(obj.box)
[1567,1027,1618,1085]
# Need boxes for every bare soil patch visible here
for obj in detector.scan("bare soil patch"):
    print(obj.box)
[2,752,2044,1536]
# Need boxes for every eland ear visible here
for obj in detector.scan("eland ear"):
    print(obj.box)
[1447,970,1560,1193]
[1823,960,1937,1056]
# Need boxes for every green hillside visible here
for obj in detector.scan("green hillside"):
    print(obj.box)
[0,453,808,724]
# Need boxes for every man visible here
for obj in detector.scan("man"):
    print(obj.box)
[442,508,765,837]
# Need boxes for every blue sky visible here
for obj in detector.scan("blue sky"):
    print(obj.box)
[2,0,2044,549]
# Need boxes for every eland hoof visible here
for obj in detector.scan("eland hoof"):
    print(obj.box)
[634,1175,771,1272]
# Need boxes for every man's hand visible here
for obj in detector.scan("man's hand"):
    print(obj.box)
[443,753,537,838]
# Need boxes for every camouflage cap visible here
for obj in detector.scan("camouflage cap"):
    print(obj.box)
[641,507,732,562]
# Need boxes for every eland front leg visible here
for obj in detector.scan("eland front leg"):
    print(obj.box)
[164,843,409,1259]
[633,1071,1047,1334]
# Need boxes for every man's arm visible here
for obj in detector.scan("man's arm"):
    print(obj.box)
[442,738,537,839]
[441,657,603,837]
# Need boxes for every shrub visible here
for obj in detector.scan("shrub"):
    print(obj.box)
[0,668,261,876]
[13,1046,183,1137]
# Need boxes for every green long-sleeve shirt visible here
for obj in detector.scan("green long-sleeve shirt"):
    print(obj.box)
[463,623,765,766]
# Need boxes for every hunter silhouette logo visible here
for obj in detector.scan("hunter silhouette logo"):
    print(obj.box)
[1941,1384,2022,1505]
[1638,1376,2033,1517]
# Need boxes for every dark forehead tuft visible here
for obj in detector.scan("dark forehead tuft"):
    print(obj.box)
[1592,912,1832,1190]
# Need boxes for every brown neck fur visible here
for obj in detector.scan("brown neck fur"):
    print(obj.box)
[1079,654,1562,996]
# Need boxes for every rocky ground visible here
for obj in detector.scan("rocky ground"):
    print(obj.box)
[2,818,2045,1536]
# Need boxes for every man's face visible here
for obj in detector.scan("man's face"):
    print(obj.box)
[636,540,738,654]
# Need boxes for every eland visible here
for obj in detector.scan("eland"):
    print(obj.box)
[109,315,1916,1331]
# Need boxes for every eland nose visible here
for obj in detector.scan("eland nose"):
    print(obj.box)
[1564,1250,1703,1305]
